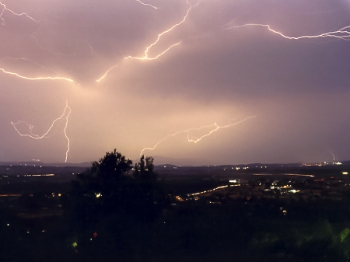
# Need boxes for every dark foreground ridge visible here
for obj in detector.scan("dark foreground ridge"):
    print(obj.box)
[1,152,350,261]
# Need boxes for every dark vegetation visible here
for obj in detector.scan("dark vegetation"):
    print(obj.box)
[1,150,350,261]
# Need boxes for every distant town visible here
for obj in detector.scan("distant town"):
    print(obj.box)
[1,158,350,261]
[1,160,350,208]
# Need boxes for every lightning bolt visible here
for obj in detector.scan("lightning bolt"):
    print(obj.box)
[124,42,182,61]
[95,64,119,83]
[329,150,336,161]
[11,101,72,162]
[96,0,202,82]
[136,0,158,10]
[0,67,74,83]
[226,23,350,41]
[63,104,71,162]
[140,115,256,156]
[0,1,40,25]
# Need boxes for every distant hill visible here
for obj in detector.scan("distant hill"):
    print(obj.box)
[1,159,349,168]
[0,161,91,167]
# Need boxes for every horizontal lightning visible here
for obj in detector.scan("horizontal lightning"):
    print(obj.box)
[226,23,350,41]
[11,101,72,162]
[125,42,182,61]
[0,1,40,25]
[187,116,256,143]
[1,56,45,69]
[140,115,256,156]
[0,67,74,83]
[96,0,202,82]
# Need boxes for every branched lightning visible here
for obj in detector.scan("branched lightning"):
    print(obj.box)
[125,0,201,60]
[136,0,158,10]
[0,67,74,83]
[226,23,350,41]
[125,42,182,61]
[140,115,256,156]
[96,0,202,82]
[11,101,72,162]
[0,1,40,25]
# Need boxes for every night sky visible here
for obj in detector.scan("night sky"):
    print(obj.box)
[1,0,350,165]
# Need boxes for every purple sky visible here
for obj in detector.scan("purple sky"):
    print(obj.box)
[1,0,350,165]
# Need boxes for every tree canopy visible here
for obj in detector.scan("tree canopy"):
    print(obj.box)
[66,149,166,236]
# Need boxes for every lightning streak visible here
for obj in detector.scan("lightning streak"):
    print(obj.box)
[95,64,119,83]
[329,150,336,161]
[97,0,202,82]
[136,0,158,10]
[140,115,256,156]
[126,0,201,60]
[0,68,74,83]
[0,1,40,25]
[1,56,46,70]
[63,104,72,162]
[226,23,350,41]
[125,42,182,61]
[11,101,72,162]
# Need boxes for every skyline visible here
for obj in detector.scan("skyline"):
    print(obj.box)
[1,0,350,165]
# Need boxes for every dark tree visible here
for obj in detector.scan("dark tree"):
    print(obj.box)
[133,155,157,182]
[66,150,133,234]
[65,150,166,240]
[129,155,166,221]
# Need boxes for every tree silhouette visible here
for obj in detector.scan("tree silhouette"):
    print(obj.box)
[129,155,166,221]
[66,150,133,234]
[133,155,157,182]
[66,150,166,237]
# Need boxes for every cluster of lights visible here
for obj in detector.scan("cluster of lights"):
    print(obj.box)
[189,185,228,196]
[95,192,102,198]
